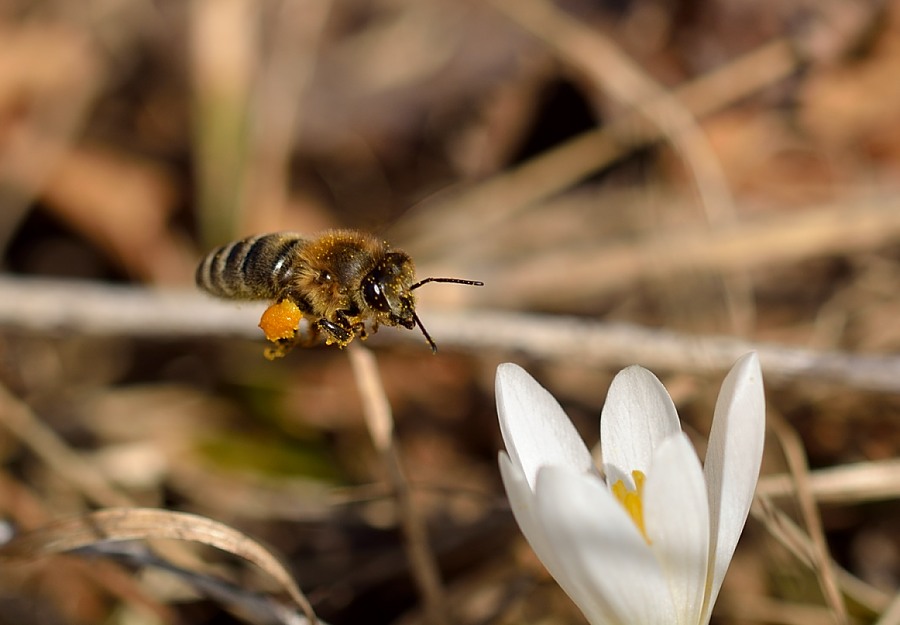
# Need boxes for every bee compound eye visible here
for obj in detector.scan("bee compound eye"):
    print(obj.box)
[363,276,390,312]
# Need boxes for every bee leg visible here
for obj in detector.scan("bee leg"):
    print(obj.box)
[331,310,371,343]
[317,318,353,347]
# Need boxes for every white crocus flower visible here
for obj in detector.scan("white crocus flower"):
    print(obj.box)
[497,353,765,625]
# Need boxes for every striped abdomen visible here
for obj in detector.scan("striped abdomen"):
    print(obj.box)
[195,233,307,300]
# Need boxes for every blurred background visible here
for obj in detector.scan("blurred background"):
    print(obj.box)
[0,0,899,623]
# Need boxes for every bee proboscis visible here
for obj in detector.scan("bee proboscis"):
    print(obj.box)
[196,230,483,358]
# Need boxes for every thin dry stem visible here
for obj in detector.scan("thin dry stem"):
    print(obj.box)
[347,342,395,453]
[757,459,900,504]
[3,278,900,393]
[752,497,893,616]
[347,343,449,625]
[769,413,848,624]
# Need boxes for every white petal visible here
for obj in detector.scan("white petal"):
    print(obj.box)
[496,363,594,490]
[600,365,681,477]
[535,465,677,625]
[498,453,565,581]
[644,433,710,625]
[498,453,606,624]
[702,353,765,623]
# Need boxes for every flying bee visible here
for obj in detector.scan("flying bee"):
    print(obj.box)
[196,230,483,358]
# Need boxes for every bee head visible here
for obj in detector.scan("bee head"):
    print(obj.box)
[363,251,484,353]
[362,252,418,329]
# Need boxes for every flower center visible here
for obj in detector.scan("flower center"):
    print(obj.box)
[611,470,649,542]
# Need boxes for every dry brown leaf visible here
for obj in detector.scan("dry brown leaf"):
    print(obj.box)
[0,507,317,623]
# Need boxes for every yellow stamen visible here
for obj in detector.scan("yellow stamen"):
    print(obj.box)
[612,470,649,543]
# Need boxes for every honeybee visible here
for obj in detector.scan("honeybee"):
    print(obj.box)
[196,230,483,358]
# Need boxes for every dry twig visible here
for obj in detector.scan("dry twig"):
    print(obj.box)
[2,277,900,392]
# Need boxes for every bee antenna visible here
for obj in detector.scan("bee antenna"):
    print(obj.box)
[409,276,482,353]
[410,277,484,291]
[413,312,438,354]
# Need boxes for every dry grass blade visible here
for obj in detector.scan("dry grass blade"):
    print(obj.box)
[347,343,394,453]
[0,507,318,624]
[769,414,848,624]
[0,381,229,583]
[347,343,449,625]
[752,497,892,616]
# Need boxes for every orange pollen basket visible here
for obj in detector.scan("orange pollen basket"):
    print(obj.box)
[259,300,303,341]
